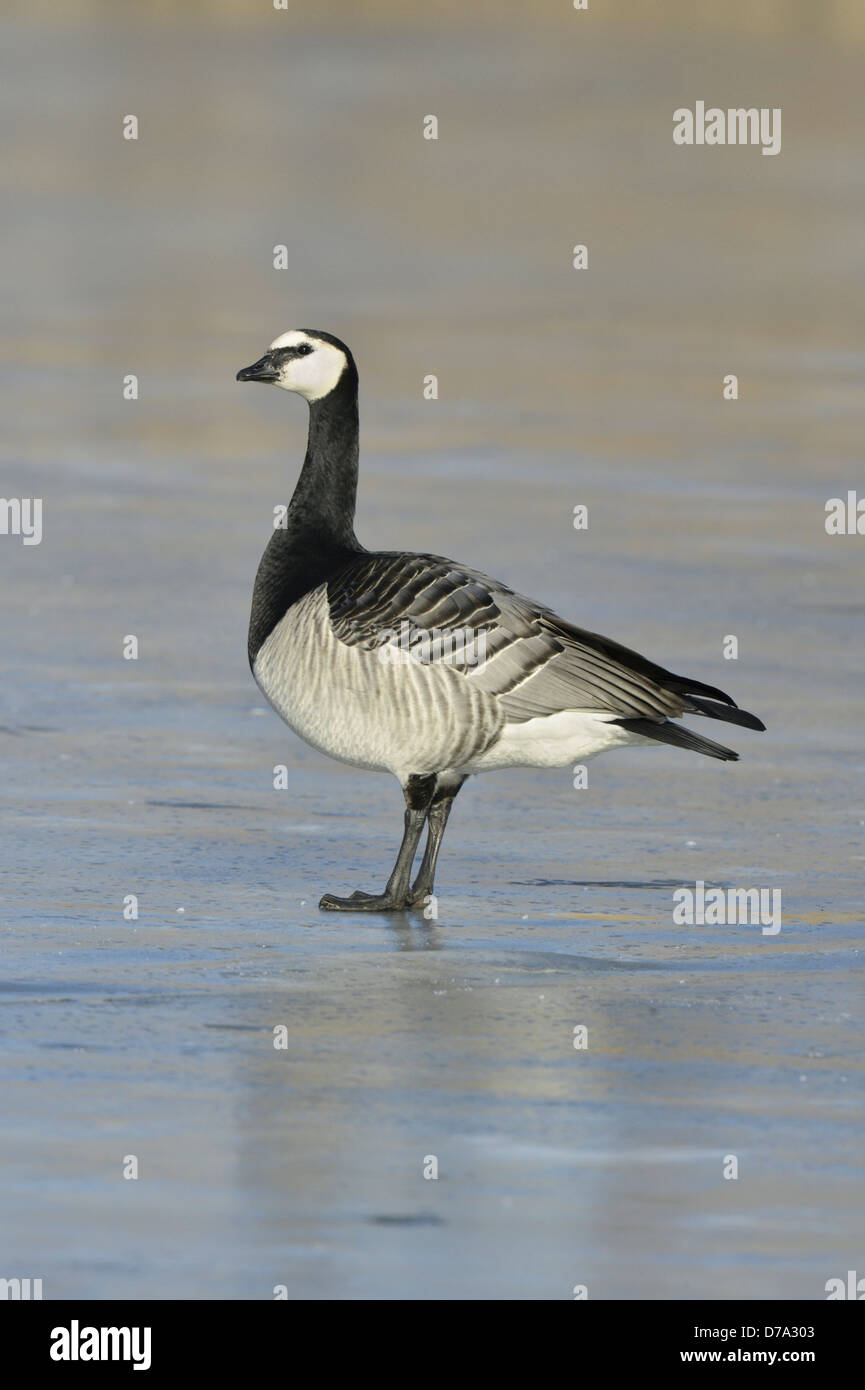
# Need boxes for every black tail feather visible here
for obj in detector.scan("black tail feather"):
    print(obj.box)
[615,717,740,762]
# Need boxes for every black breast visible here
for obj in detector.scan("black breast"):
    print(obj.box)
[247,529,363,667]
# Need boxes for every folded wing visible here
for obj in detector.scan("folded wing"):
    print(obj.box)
[327,552,765,757]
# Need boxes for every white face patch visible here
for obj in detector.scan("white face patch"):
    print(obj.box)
[267,330,347,402]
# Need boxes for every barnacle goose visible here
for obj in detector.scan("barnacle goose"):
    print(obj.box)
[237,330,765,912]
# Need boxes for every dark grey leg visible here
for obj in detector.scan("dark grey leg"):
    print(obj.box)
[408,777,465,905]
[319,773,438,912]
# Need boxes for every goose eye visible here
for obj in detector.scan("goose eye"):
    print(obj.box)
[296,344,313,356]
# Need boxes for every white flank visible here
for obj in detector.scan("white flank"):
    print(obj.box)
[463,709,651,773]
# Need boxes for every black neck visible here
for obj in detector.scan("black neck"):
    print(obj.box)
[247,362,363,666]
[289,362,360,546]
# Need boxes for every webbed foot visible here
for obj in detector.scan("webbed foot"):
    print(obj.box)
[319,889,411,913]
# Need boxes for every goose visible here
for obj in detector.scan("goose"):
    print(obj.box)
[237,330,765,912]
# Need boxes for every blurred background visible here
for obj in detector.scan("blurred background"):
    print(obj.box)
[1,0,863,1299]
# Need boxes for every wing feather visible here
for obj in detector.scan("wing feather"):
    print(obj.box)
[326,551,764,734]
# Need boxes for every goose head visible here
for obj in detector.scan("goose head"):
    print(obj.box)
[236,330,352,402]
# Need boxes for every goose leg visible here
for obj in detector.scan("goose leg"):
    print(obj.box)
[407,776,465,906]
[319,773,437,912]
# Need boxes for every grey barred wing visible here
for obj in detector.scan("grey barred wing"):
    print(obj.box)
[327,552,513,671]
[325,551,716,724]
